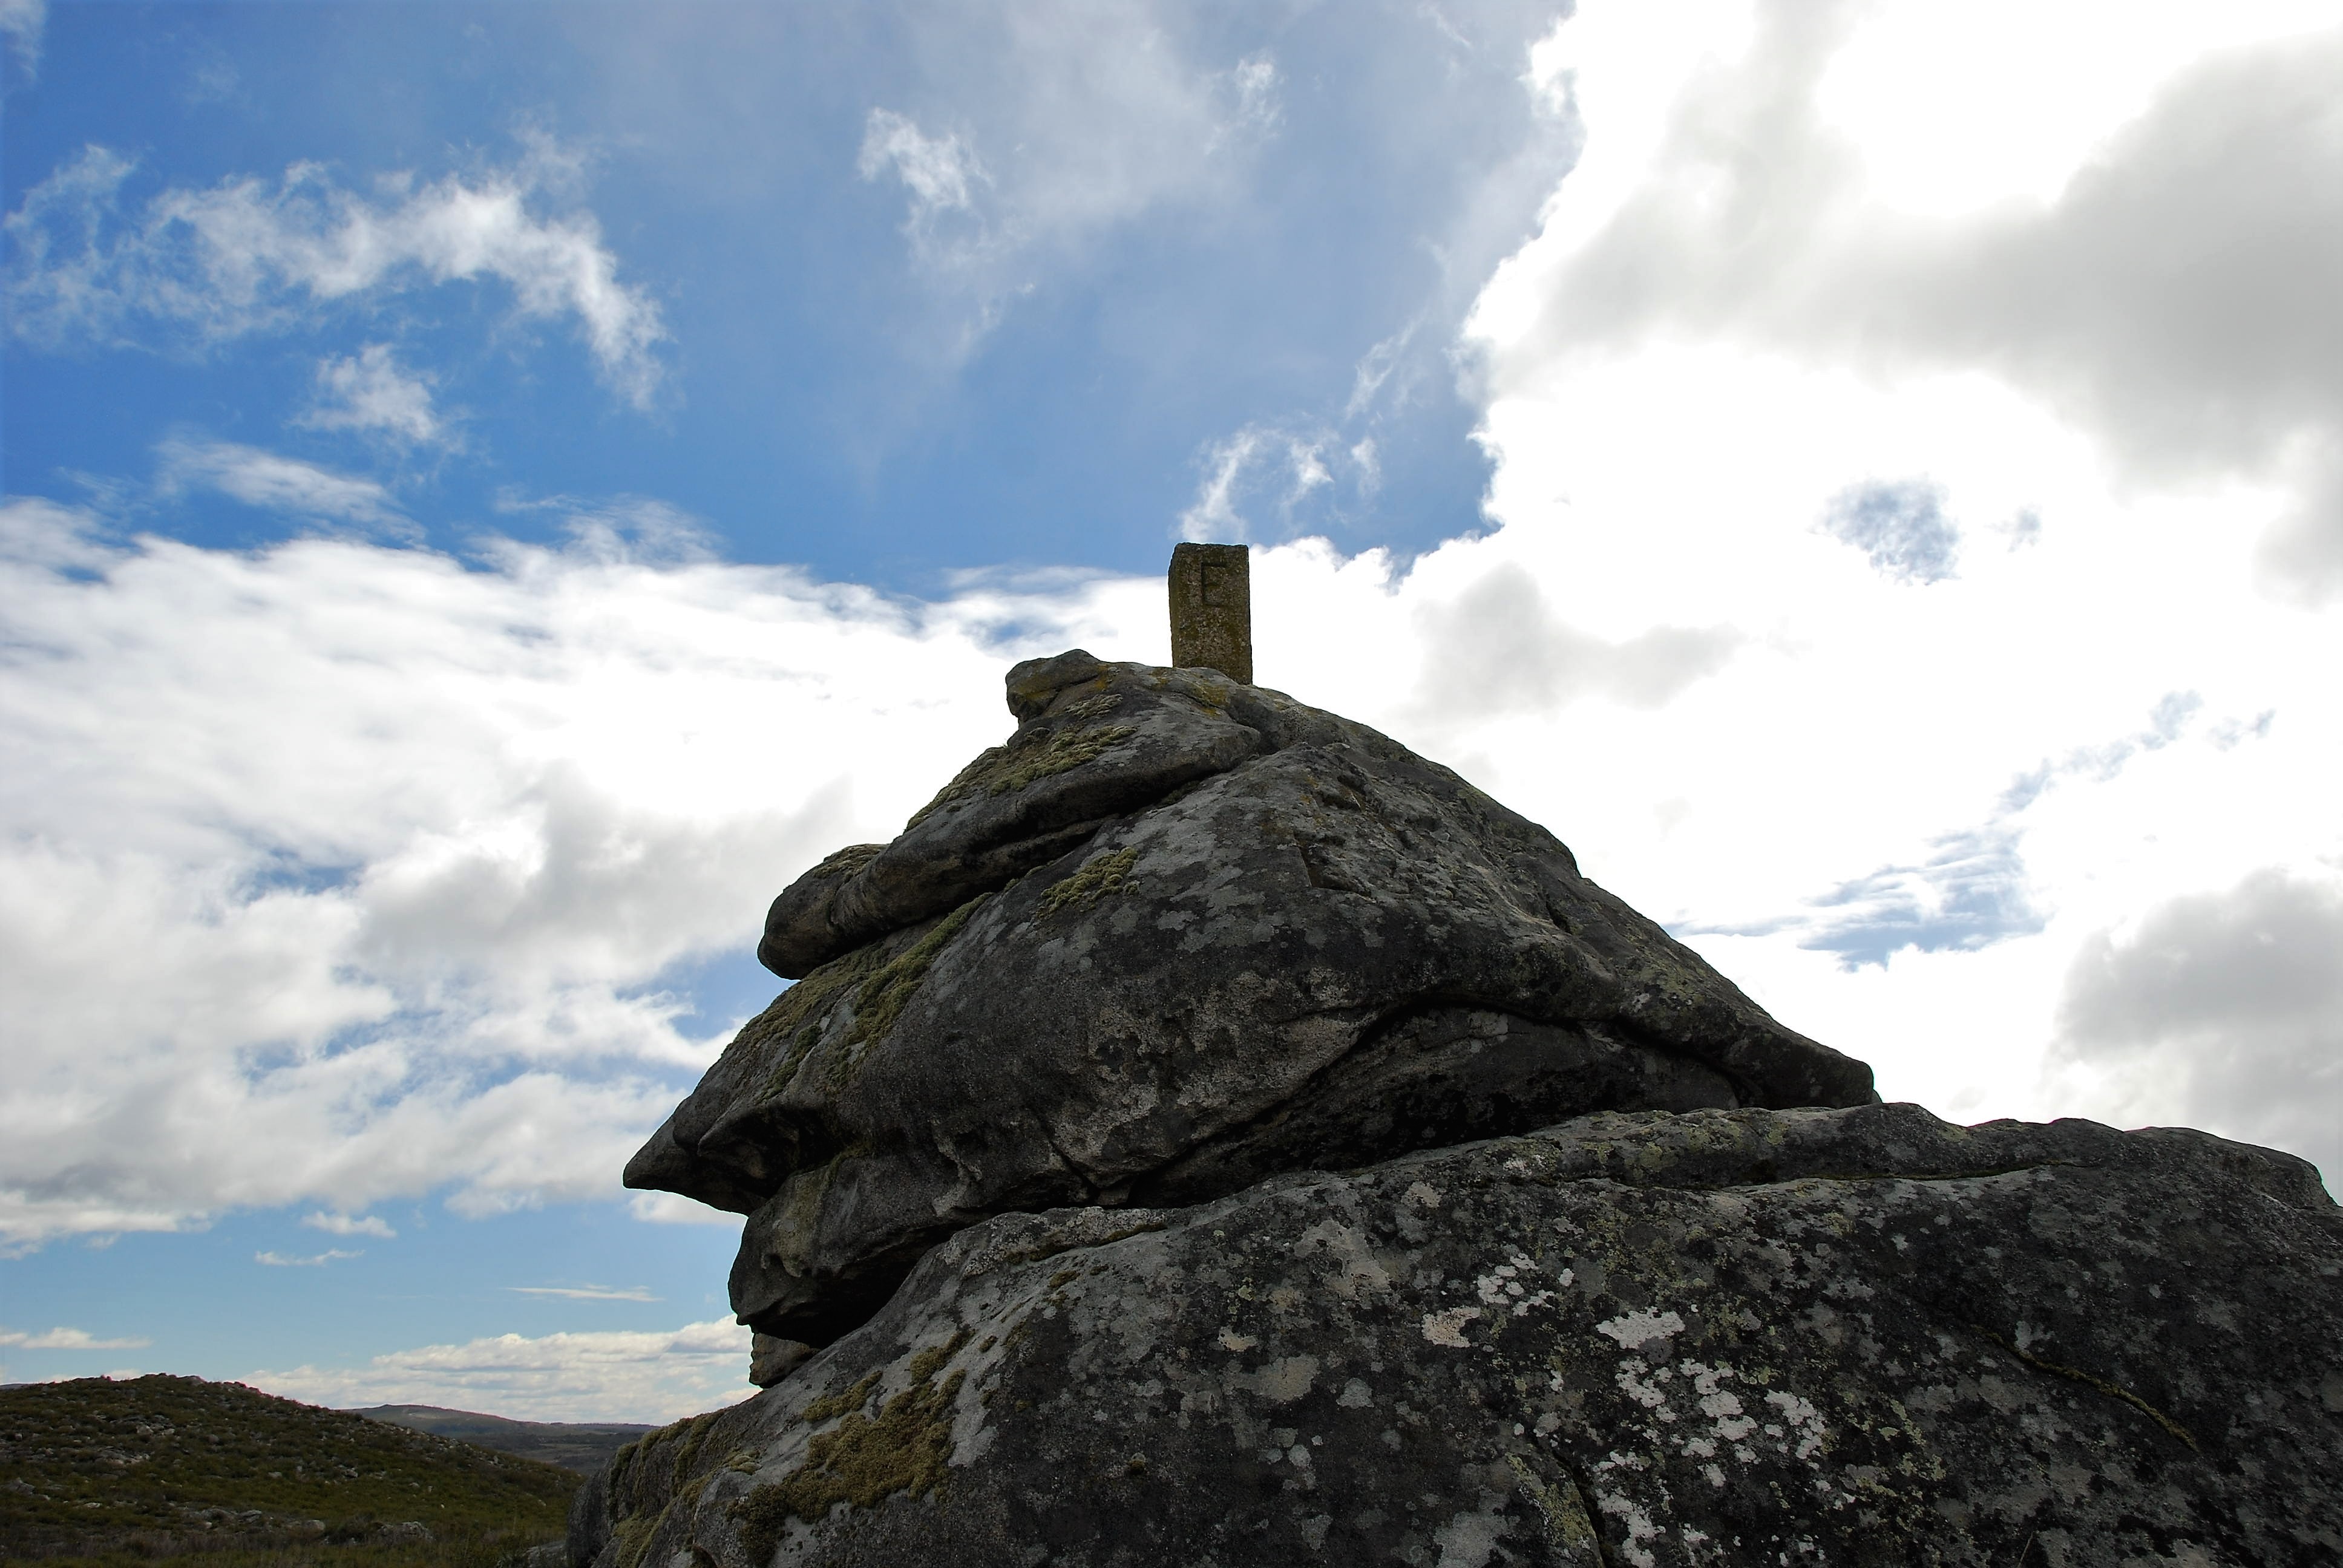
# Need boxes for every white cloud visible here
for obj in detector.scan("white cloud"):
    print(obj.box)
[10,404,2342,1253]
[0,0,42,78]
[850,2,1288,340]
[156,438,408,531]
[20,3,2343,1258]
[0,1324,152,1351]
[1431,0,2343,1170]
[1178,422,1372,544]
[509,1284,659,1301]
[859,109,989,227]
[297,344,448,446]
[2053,868,2343,1177]
[0,493,1132,1246]
[4,138,666,407]
[304,1212,396,1238]
[251,1316,753,1423]
[1479,0,2343,596]
[257,1248,361,1267]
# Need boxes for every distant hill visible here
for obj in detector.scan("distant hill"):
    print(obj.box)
[351,1404,651,1474]
[0,1374,575,1565]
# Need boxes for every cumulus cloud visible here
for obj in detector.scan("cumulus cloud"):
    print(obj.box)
[1,1324,152,1351]
[10,364,2343,1252]
[296,344,448,446]
[2055,869,2343,1179]
[4,139,666,407]
[5,476,1823,1248]
[251,1317,753,1423]
[0,493,1088,1246]
[2258,436,2343,599]
[1484,2,2343,597]
[1410,562,1740,725]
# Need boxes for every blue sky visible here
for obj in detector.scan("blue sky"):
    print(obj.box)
[6,1,1558,579]
[6,0,2342,1419]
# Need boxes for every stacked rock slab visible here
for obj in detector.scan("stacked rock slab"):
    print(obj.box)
[591,653,2343,1566]
[623,652,1875,1347]
[580,1105,2342,1567]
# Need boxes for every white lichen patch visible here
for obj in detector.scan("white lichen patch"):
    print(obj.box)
[1764,1389,1828,1460]
[1291,1218,1395,1300]
[1421,1306,1482,1347]
[1596,1309,1686,1350]
[1234,1354,1320,1403]
[1614,1358,1673,1416]
[1593,1487,1663,1568]
[1474,1254,1560,1317]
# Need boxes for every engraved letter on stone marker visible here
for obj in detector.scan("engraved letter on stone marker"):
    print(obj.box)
[1169,543,1253,684]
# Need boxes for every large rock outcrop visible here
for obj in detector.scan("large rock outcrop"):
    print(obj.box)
[593,653,2341,1567]
[624,655,1873,1344]
[577,1103,2343,1567]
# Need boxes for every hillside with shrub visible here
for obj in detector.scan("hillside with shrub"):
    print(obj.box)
[0,1374,574,1566]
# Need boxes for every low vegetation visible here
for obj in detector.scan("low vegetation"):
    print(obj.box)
[0,1374,575,1565]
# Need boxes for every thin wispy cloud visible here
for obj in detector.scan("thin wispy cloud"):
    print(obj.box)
[296,345,449,447]
[858,110,988,227]
[1179,422,1371,544]
[849,2,1291,350]
[303,1212,396,1238]
[0,0,43,79]
[255,1248,361,1267]
[1,1324,151,1351]
[251,1317,752,1423]
[156,438,407,531]
[508,1284,660,1302]
[4,137,667,407]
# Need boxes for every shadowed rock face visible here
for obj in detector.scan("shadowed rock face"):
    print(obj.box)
[625,653,1873,1345]
[575,1105,2343,1568]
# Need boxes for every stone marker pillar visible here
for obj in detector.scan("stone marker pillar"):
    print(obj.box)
[1168,543,1252,684]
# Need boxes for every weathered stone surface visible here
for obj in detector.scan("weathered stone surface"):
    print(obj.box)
[627,655,1873,1344]
[755,654,1270,978]
[574,1103,2343,1568]
[1168,541,1253,684]
[749,1334,814,1390]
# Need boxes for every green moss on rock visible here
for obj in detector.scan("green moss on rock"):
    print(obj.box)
[1035,846,1138,920]
[733,1335,972,1555]
[834,895,991,1069]
[905,724,1136,828]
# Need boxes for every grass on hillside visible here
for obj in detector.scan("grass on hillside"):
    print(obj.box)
[0,1374,575,1565]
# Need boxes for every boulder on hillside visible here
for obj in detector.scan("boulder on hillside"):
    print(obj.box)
[573,1102,2343,1568]
[624,653,1875,1345]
